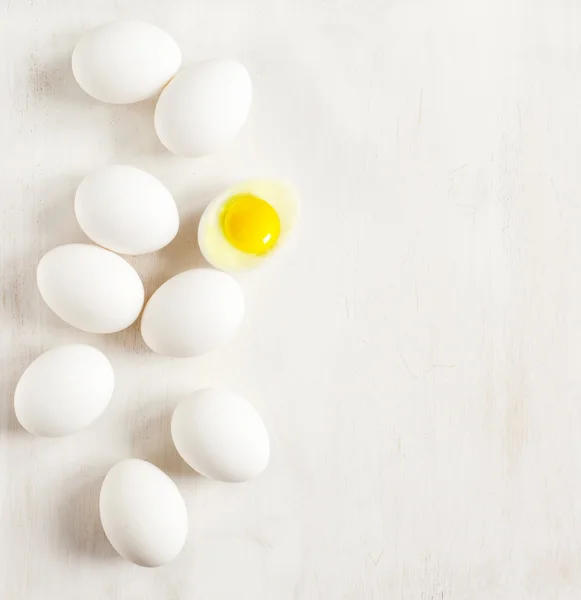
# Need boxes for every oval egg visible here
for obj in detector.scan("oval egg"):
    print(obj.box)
[14,344,114,437]
[171,389,270,482]
[37,244,144,334]
[75,165,179,255]
[99,459,188,567]
[198,179,300,272]
[154,59,252,156]
[140,268,244,358]
[72,20,181,104]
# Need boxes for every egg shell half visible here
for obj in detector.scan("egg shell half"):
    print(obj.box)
[99,459,188,567]
[72,20,181,104]
[171,389,270,482]
[154,59,252,156]
[140,268,245,358]
[75,165,179,255]
[14,344,114,437]
[37,244,144,334]
[198,179,300,273]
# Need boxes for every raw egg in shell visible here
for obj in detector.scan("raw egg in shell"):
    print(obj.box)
[198,180,299,272]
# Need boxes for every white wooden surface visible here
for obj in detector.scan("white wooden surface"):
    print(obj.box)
[2,0,581,598]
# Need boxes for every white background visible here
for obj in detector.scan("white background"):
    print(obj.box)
[2,0,581,598]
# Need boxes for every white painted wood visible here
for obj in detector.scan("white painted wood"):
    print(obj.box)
[2,0,581,597]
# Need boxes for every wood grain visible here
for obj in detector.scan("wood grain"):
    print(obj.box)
[2,0,581,598]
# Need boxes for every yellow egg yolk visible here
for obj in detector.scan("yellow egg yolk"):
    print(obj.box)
[221,194,281,255]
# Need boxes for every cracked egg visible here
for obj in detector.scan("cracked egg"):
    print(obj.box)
[198,180,300,272]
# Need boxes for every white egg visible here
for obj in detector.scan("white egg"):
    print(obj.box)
[154,59,252,156]
[14,344,114,437]
[72,20,181,104]
[100,459,188,567]
[75,165,179,255]
[171,389,270,482]
[37,244,144,334]
[140,268,244,358]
